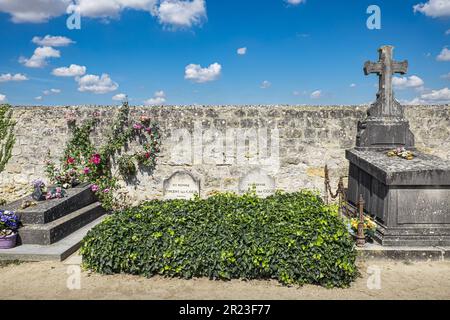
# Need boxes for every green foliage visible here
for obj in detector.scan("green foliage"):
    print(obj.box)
[80,190,358,288]
[0,104,15,174]
[117,154,137,177]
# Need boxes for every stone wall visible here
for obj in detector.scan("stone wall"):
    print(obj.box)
[1,105,449,205]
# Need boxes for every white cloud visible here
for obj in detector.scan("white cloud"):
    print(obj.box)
[43,88,61,95]
[0,0,70,23]
[441,72,450,80]
[260,80,271,89]
[157,0,206,28]
[20,46,60,68]
[0,94,6,103]
[414,0,450,18]
[35,96,43,101]
[420,87,450,102]
[237,47,247,55]
[310,90,322,99]
[392,75,424,89]
[185,62,221,83]
[286,0,306,5]
[32,35,74,47]
[350,83,356,88]
[437,47,450,61]
[144,90,166,105]
[401,87,450,104]
[0,73,29,82]
[70,0,157,19]
[446,29,450,35]
[52,64,87,77]
[76,74,119,94]
[0,0,207,29]
[112,93,128,101]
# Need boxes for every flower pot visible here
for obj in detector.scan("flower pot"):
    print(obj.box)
[0,232,18,249]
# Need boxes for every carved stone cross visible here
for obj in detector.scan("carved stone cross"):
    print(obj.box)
[364,45,408,117]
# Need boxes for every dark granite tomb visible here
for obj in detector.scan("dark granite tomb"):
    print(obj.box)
[346,46,450,246]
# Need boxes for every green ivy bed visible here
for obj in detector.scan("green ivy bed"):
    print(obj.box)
[80,190,358,288]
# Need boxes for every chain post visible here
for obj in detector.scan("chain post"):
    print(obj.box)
[356,194,366,247]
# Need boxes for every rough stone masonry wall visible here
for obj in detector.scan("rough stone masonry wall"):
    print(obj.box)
[0,105,449,205]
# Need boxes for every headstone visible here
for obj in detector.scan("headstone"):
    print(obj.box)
[356,45,414,149]
[239,168,275,198]
[346,45,450,246]
[163,171,200,200]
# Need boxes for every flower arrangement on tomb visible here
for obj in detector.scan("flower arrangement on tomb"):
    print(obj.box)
[349,215,377,238]
[387,147,415,160]
[31,179,67,201]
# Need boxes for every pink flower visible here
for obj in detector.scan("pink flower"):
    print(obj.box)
[83,167,90,174]
[145,127,152,134]
[133,123,143,130]
[67,157,75,165]
[90,154,101,165]
[103,188,110,193]
[91,184,99,192]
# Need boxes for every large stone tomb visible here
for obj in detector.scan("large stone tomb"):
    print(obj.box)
[347,45,450,246]
[347,149,450,246]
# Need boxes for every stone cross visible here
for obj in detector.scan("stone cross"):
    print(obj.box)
[364,45,408,117]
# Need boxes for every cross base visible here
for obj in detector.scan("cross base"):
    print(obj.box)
[356,118,415,150]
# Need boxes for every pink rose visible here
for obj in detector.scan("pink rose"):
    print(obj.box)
[90,154,101,165]
[83,167,90,174]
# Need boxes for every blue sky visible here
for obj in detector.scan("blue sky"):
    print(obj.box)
[0,0,449,106]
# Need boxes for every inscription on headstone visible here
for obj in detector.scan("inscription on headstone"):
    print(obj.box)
[239,168,275,198]
[163,171,200,200]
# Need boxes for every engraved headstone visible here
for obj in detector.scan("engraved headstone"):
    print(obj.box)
[239,168,275,198]
[163,171,200,200]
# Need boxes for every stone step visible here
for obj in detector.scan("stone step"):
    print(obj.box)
[6,183,97,225]
[19,202,106,245]
[0,216,107,262]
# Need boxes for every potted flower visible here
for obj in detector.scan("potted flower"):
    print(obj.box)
[0,210,20,249]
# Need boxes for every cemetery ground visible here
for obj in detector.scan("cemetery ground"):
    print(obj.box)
[0,256,449,299]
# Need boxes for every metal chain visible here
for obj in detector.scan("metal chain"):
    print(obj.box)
[323,165,351,218]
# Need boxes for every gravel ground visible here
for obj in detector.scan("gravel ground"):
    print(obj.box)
[1,258,450,300]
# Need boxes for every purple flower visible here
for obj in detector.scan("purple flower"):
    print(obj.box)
[133,123,143,130]
[103,188,110,193]
[91,184,99,192]
[32,179,45,189]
